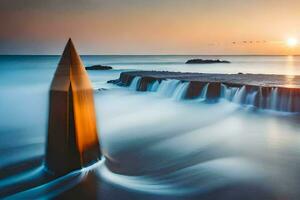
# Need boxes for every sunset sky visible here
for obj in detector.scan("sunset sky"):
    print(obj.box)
[0,0,300,55]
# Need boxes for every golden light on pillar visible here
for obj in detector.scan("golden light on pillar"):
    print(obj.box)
[45,38,101,175]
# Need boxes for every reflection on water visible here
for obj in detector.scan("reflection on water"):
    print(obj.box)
[284,56,297,87]
[285,56,296,77]
[1,56,300,199]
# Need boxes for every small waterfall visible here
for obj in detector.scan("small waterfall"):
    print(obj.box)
[278,90,292,112]
[245,91,258,105]
[220,84,227,98]
[129,77,141,90]
[287,92,292,112]
[232,86,246,104]
[157,80,181,97]
[257,87,264,109]
[270,88,278,110]
[221,84,253,105]
[198,83,209,100]
[220,84,297,112]
[148,80,160,92]
[172,82,190,100]
[122,75,299,113]
[220,84,238,101]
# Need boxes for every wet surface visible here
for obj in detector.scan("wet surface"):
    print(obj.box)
[119,71,300,88]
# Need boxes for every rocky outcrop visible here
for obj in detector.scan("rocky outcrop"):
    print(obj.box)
[86,65,113,70]
[107,72,135,86]
[138,76,161,91]
[186,59,230,64]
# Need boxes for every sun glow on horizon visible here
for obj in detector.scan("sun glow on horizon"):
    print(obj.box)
[286,38,299,47]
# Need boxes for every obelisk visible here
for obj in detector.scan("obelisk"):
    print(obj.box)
[45,39,101,175]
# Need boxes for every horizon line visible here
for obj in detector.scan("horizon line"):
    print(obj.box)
[0,54,299,56]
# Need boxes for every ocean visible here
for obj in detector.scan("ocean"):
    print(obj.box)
[1,55,300,199]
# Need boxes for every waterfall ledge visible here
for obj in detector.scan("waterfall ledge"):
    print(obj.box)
[108,71,300,113]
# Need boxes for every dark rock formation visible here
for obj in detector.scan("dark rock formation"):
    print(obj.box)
[185,81,206,99]
[85,65,113,70]
[206,83,221,100]
[97,88,108,91]
[45,39,101,176]
[108,72,135,86]
[186,59,230,64]
[138,76,162,91]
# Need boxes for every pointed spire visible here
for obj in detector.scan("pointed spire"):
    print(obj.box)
[45,39,101,175]
[58,38,82,66]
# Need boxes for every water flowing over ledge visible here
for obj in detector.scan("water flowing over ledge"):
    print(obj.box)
[108,71,300,113]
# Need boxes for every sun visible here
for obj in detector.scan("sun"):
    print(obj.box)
[286,38,298,47]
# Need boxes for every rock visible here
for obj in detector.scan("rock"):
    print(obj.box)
[186,59,230,64]
[97,88,108,91]
[107,79,118,84]
[85,65,113,70]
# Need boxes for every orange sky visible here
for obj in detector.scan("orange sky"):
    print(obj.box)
[0,0,299,54]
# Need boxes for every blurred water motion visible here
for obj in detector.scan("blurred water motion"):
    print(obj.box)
[1,55,300,199]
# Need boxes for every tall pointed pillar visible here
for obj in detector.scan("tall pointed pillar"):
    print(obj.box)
[45,39,101,175]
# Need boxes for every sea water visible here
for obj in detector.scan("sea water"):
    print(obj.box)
[0,55,300,199]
